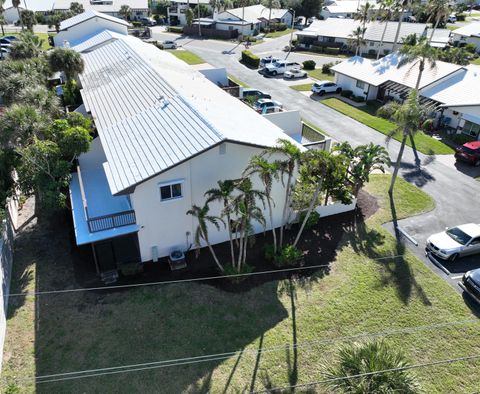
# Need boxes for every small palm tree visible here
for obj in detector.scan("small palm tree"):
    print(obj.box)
[375,0,396,59]
[266,139,302,249]
[10,31,43,60]
[70,2,84,15]
[205,180,237,266]
[324,340,420,393]
[348,26,367,56]
[427,0,452,42]
[119,4,131,20]
[48,47,85,82]
[398,34,438,90]
[20,9,36,31]
[12,0,23,30]
[388,90,425,196]
[187,203,225,273]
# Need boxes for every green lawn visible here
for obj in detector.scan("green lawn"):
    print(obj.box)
[3,175,480,393]
[3,32,52,50]
[447,25,460,31]
[302,118,329,136]
[228,74,249,88]
[322,98,455,155]
[167,49,205,65]
[265,28,296,38]
[290,83,313,91]
[307,69,334,81]
[470,57,480,65]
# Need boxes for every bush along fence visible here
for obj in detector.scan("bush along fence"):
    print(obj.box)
[241,50,260,68]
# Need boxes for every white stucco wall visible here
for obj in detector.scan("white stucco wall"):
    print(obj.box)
[335,73,375,99]
[53,17,129,47]
[263,110,302,137]
[3,7,23,24]
[131,142,290,261]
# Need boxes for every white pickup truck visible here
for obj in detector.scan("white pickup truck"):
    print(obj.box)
[264,60,302,76]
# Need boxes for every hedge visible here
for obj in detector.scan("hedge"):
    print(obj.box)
[303,60,316,70]
[341,90,352,98]
[241,50,260,68]
[324,47,340,55]
[168,26,184,33]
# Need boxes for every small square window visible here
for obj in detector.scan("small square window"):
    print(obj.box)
[171,183,182,198]
[356,80,365,89]
[160,185,172,200]
[160,182,183,201]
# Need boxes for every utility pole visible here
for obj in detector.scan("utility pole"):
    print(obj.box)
[198,1,202,37]
[286,9,295,59]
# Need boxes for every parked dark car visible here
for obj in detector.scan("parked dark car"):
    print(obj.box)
[242,89,271,100]
[461,268,480,302]
[455,141,480,166]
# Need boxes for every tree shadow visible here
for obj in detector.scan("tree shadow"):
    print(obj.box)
[398,161,436,188]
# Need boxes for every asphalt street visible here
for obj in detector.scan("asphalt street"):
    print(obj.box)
[152,29,480,295]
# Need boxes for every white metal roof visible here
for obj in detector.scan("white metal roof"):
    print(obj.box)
[3,0,54,11]
[218,5,289,24]
[71,29,125,52]
[59,9,131,31]
[298,18,360,39]
[450,22,480,38]
[77,30,302,195]
[324,1,379,14]
[331,53,463,89]
[364,21,427,43]
[54,0,148,12]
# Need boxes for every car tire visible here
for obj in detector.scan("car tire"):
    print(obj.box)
[449,253,459,261]
[336,88,342,93]
[319,91,325,96]
[272,71,277,76]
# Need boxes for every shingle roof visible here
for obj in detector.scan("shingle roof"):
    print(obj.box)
[450,22,480,38]
[59,9,130,31]
[76,30,302,195]
[331,53,463,89]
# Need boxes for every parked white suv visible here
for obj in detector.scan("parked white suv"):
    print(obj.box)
[311,81,342,95]
[162,40,178,49]
[264,60,302,76]
[426,223,480,261]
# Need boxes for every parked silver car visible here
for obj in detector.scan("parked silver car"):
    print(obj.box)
[162,40,178,49]
[426,223,480,261]
[311,81,342,95]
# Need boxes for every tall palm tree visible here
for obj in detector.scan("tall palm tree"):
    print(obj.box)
[119,4,131,21]
[348,26,367,56]
[233,178,266,269]
[187,203,225,273]
[0,1,6,36]
[293,149,328,248]
[398,34,438,90]
[392,0,416,52]
[48,47,85,81]
[266,139,302,249]
[324,340,420,393]
[355,1,374,32]
[243,155,280,253]
[205,180,237,267]
[375,0,396,59]
[12,0,23,31]
[388,90,425,196]
[427,0,452,43]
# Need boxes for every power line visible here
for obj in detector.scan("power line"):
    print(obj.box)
[6,255,405,298]
[251,354,480,393]
[33,318,479,384]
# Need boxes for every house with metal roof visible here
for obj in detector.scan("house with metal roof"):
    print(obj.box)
[166,0,211,26]
[53,10,130,47]
[449,22,480,53]
[320,0,379,19]
[331,54,480,139]
[297,18,429,57]
[64,12,307,279]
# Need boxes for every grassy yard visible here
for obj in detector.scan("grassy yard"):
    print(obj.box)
[3,32,52,50]
[290,83,313,91]
[446,25,460,31]
[471,57,480,65]
[3,175,480,393]
[265,28,296,38]
[228,74,249,88]
[322,98,455,155]
[167,49,205,65]
[307,69,334,81]
[302,118,329,136]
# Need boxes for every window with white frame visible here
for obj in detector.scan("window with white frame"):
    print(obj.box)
[356,80,365,89]
[159,180,183,201]
[462,120,480,137]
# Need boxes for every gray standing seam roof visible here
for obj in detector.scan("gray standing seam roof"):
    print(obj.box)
[59,9,130,31]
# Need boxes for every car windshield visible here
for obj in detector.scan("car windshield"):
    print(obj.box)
[272,61,282,67]
[461,146,479,154]
[446,227,471,245]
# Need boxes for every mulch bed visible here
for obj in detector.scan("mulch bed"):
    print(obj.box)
[70,190,379,293]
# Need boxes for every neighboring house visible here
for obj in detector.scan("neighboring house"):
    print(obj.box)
[167,0,212,26]
[53,10,130,47]
[427,28,451,49]
[297,18,433,56]
[450,22,480,52]
[64,12,311,277]
[215,4,293,35]
[1,0,148,24]
[331,53,480,139]
[320,0,379,19]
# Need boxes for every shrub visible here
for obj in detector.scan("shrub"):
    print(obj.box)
[377,101,401,119]
[224,263,254,283]
[303,60,316,70]
[341,89,353,98]
[368,49,376,56]
[243,35,257,42]
[324,47,340,55]
[310,45,324,53]
[241,50,260,68]
[274,245,303,267]
[322,62,334,74]
[456,13,466,22]
[132,21,142,27]
[264,243,275,262]
[298,211,320,230]
[168,26,184,33]
[351,95,365,103]
[63,80,81,107]
[450,133,476,145]
[155,42,164,50]
[465,43,477,54]
[245,95,258,106]
[274,22,288,31]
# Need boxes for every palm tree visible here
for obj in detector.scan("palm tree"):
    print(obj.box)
[119,4,131,21]
[243,155,280,254]
[19,9,36,32]
[205,180,237,267]
[392,0,416,52]
[348,26,367,56]
[187,204,225,273]
[16,85,61,120]
[48,47,85,82]
[439,46,470,65]
[12,0,23,31]
[293,149,328,248]
[0,104,46,149]
[355,1,374,33]
[375,0,396,59]
[427,0,452,42]
[70,1,84,15]
[10,31,43,60]
[233,178,266,269]
[0,4,6,36]
[266,139,302,249]
[388,90,425,196]
[398,34,438,90]
[334,142,391,197]
[324,340,420,393]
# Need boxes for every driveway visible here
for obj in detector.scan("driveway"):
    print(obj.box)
[151,32,480,295]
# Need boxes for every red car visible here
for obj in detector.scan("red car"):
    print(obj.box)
[455,141,480,166]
